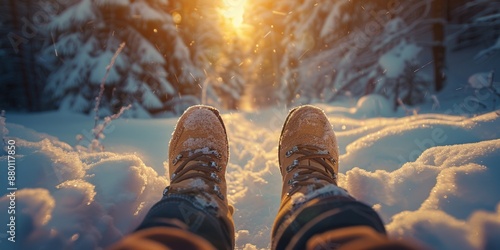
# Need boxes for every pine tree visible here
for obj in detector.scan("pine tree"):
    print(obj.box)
[278,0,434,107]
[43,0,198,116]
[278,0,343,104]
[449,0,500,60]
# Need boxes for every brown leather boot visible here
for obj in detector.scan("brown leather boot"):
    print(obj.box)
[272,105,345,249]
[271,106,386,250]
[164,105,234,250]
[278,105,339,201]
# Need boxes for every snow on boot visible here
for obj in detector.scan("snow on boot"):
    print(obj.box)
[271,105,364,249]
[277,105,339,200]
[163,105,235,250]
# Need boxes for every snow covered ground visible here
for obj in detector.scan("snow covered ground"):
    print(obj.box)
[1,98,499,249]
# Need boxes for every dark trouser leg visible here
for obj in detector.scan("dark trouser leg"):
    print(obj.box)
[136,194,234,250]
[272,195,386,250]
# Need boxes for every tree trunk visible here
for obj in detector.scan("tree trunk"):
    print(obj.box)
[9,0,34,111]
[431,0,447,92]
[394,80,400,111]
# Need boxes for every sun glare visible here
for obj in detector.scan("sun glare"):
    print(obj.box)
[222,0,246,28]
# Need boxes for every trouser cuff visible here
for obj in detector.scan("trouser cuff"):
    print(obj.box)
[136,194,234,250]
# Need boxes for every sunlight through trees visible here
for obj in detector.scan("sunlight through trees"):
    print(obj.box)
[1,0,499,115]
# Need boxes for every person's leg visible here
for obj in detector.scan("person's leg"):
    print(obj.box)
[271,105,386,250]
[132,105,234,250]
[110,226,217,250]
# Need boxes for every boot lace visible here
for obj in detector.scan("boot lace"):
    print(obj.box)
[284,145,337,196]
[163,148,225,200]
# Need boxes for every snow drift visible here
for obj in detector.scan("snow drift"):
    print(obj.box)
[1,106,499,249]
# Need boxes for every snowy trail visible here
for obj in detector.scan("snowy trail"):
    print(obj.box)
[1,108,500,249]
[223,110,284,248]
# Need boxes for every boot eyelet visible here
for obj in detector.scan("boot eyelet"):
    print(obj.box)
[172,154,182,165]
[170,173,177,181]
[287,179,298,187]
[163,186,170,196]
[214,185,224,200]
[285,146,298,157]
[210,172,221,183]
[210,161,222,171]
[286,159,300,173]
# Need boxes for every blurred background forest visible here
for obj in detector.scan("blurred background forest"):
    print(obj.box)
[1,0,499,117]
